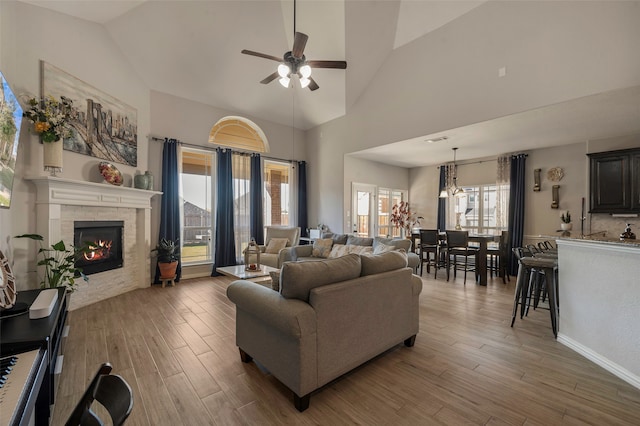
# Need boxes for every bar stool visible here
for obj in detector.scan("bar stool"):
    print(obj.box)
[511,254,559,337]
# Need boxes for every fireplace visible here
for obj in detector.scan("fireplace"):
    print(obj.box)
[74,221,124,275]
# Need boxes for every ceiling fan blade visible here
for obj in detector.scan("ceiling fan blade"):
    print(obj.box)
[241,49,282,62]
[307,60,347,69]
[308,77,319,91]
[260,71,279,85]
[292,32,308,59]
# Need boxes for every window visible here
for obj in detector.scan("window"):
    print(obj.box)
[264,160,294,227]
[451,184,503,234]
[180,148,215,264]
[377,188,405,237]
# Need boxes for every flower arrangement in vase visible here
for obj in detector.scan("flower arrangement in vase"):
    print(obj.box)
[22,95,74,175]
[390,201,421,237]
[23,95,74,143]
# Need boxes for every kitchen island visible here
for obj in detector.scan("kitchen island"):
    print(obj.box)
[557,237,640,390]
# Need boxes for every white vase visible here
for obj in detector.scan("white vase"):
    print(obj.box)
[561,222,572,231]
[43,140,63,176]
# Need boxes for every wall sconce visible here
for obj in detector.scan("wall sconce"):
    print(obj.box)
[551,185,559,209]
[533,169,541,191]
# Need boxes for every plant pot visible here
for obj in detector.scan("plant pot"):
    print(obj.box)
[158,261,178,279]
[561,223,572,231]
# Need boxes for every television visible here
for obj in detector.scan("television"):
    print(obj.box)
[0,70,23,208]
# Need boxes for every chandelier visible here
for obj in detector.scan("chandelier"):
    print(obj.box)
[439,147,465,198]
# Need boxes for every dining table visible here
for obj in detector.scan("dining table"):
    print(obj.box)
[411,231,498,286]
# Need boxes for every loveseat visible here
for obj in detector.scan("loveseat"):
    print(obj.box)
[257,226,300,268]
[289,233,420,271]
[226,252,422,411]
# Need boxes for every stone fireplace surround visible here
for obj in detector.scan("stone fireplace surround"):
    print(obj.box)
[27,176,161,310]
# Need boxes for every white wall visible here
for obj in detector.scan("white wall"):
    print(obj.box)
[306,1,640,237]
[0,2,151,289]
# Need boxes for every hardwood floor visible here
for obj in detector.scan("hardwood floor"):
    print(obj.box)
[51,273,640,425]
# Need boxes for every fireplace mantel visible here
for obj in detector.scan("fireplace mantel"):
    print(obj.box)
[26,176,161,209]
[25,176,162,310]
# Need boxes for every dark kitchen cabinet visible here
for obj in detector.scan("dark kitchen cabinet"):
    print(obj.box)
[589,148,640,213]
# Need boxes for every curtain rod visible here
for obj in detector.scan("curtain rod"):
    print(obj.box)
[149,136,300,164]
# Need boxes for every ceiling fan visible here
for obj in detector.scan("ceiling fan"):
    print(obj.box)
[241,0,347,91]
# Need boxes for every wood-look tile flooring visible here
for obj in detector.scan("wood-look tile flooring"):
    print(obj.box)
[51,273,640,425]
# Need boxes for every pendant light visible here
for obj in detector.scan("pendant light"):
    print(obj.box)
[440,147,465,198]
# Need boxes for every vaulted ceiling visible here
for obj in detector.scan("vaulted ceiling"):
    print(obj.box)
[17,1,640,167]
[20,0,485,131]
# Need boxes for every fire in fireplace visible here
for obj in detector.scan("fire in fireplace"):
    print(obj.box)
[74,221,124,275]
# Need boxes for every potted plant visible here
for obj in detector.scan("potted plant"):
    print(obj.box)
[15,233,88,293]
[561,211,572,231]
[152,238,180,279]
[390,201,421,237]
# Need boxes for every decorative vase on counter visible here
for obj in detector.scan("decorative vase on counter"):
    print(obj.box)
[43,140,63,176]
[561,222,572,231]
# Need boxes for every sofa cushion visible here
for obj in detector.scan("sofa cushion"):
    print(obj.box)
[360,251,408,276]
[346,236,374,246]
[328,244,373,258]
[312,238,333,258]
[265,237,289,254]
[322,232,348,245]
[373,242,395,255]
[374,236,412,252]
[280,254,362,301]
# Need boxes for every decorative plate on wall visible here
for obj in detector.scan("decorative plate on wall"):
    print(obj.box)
[99,162,124,186]
[547,167,564,182]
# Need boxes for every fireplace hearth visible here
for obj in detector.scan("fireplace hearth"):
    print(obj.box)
[74,221,124,275]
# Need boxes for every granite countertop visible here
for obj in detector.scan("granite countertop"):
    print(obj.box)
[556,235,640,248]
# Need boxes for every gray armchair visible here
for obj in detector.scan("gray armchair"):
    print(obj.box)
[259,226,301,268]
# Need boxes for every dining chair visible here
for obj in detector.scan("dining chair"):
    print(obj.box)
[488,231,510,284]
[65,363,134,426]
[418,229,440,278]
[445,230,478,285]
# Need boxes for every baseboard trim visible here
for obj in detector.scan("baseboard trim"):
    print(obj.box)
[558,333,640,390]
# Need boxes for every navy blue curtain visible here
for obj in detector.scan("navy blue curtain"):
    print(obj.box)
[437,166,446,231]
[154,138,181,283]
[211,148,236,276]
[507,154,527,276]
[297,161,308,233]
[250,154,264,245]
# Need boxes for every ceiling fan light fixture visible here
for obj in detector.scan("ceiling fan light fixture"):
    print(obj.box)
[279,76,290,88]
[299,64,312,79]
[299,77,311,88]
[278,63,291,78]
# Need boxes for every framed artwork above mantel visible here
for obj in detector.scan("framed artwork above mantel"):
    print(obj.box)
[41,60,138,167]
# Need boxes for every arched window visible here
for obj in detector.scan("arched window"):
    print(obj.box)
[208,116,270,153]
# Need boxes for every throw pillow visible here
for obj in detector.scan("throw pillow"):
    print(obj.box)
[269,270,281,291]
[373,242,395,255]
[279,254,362,302]
[374,236,412,252]
[328,244,350,258]
[360,251,408,276]
[348,245,373,255]
[265,237,289,254]
[312,238,333,258]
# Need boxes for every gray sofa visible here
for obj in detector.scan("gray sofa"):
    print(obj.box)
[226,252,422,411]
[289,233,420,270]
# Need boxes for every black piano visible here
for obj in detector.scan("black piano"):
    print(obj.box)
[0,288,68,425]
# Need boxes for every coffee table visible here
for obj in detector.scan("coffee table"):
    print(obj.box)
[215,264,278,283]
